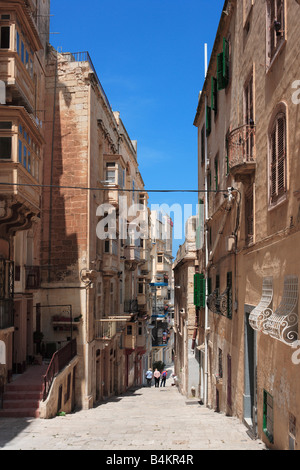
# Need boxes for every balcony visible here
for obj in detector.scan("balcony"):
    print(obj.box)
[95,320,117,340]
[0,109,43,230]
[0,6,43,113]
[124,246,141,270]
[102,253,119,276]
[227,124,256,182]
[124,322,137,350]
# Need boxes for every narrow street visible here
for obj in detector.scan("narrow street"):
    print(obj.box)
[0,369,266,451]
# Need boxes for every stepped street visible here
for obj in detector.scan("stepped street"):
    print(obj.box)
[0,369,266,451]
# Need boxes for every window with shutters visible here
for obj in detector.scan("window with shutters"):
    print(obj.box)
[263,390,274,443]
[214,154,219,192]
[245,185,254,245]
[217,37,230,91]
[211,76,218,115]
[269,109,287,206]
[266,0,286,68]
[201,125,205,165]
[206,105,211,137]
[244,72,255,161]
[194,273,205,308]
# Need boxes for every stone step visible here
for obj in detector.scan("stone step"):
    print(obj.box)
[5,383,43,392]
[3,399,40,409]
[3,391,43,401]
[0,408,40,418]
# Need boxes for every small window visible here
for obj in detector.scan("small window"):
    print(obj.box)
[157,255,163,264]
[138,281,144,295]
[0,122,12,130]
[0,26,10,49]
[104,240,110,253]
[0,136,12,159]
[127,325,132,335]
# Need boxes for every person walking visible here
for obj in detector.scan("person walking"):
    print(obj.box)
[154,368,161,387]
[145,368,153,387]
[160,370,167,387]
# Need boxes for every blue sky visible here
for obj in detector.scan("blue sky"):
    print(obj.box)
[50,0,224,256]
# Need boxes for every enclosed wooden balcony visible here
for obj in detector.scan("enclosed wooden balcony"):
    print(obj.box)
[0,107,43,222]
[227,124,256,182]
[0,6,43,113]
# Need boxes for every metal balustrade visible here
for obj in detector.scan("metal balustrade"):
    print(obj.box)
[263,276,298,346]
[249,277,273,332]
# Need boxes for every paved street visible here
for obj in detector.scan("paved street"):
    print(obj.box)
[0,370,266,451]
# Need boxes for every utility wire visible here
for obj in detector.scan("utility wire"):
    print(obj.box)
[0,181,232,194]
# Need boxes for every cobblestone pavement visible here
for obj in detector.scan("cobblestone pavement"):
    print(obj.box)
[0,373,266,451]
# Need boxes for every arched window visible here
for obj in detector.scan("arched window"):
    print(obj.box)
[269,109,287,204]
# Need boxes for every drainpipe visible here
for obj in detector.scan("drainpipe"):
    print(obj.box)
[204,43,209,407]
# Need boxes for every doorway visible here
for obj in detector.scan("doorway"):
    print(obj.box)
[244,305,257,436]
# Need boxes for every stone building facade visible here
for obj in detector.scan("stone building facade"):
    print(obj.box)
[173,216,198,398]
[40,48,152,411]
[0,0,49,391]
[193,0,300,449]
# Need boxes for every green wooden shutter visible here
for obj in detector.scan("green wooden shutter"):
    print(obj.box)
[217,38,230,90]
[211,77,218,113]
[206,105,211,136]
[217,53,225,90]
[223,37,230,86]
[194,273,206,308]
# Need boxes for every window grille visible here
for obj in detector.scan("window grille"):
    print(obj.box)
[270,112,287,203]
[263,276,298,346]
[249,277,273,332]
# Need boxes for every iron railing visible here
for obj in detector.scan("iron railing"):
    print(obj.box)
[42,339,77,401]
[62,51,112,111]
[228,124,256,169]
